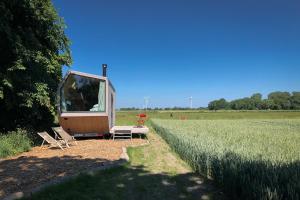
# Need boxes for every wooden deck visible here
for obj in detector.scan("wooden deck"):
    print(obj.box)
[110,126,149,134]
[110,126,149,140]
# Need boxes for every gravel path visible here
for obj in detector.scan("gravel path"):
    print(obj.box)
[0,138,148,199]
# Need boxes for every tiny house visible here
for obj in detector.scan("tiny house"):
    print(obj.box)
[57,65,116,137]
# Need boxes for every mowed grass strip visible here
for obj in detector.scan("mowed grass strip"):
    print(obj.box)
[151,119,300,200]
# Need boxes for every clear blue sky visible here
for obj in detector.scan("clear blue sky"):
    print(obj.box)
[53,0,300,108]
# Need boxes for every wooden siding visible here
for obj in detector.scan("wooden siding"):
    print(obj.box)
[59,116,109,134]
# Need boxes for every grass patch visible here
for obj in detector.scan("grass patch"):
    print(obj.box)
[151,119,300,199]
[0,129,32,158]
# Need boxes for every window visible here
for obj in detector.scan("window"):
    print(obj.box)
[60,74,106,112]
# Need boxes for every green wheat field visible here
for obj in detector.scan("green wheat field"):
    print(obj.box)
[151,118,300,199]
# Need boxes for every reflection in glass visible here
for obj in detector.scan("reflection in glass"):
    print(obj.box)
[60,74,106,112]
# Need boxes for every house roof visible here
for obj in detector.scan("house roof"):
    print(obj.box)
[62,70,116,92]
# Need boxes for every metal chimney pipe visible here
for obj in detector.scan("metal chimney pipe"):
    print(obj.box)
[102,64,107,77]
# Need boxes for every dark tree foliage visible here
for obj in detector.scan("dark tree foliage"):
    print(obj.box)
[290,92,300,110]
[260,99,276,110]
[230,98,256,110]
[268,92,291,110]
[208,98,229,110]
[208,91,300,110]
[251,93,262,109]
[0,0,72,131]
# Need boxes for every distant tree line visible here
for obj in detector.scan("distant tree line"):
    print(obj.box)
[163,107,206,110]
[119,107,140,111]
[208,91,300,110]
[119,107,207,111]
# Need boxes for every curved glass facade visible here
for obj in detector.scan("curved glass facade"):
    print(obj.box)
[60,74,106,112]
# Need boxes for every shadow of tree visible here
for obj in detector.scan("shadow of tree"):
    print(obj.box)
[22,163,225,200]
[0,150,225,200]
[0,153,113,199]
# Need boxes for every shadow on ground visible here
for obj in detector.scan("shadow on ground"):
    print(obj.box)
[0,152,112,199]
[0,149,224,200]
[21,163,224,200]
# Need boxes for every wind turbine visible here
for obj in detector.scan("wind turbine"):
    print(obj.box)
[144,97,150,111]
[189,96,193,109]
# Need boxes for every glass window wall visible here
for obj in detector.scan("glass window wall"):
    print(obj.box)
[60,74,106,112]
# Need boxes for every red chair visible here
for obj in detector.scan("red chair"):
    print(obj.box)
[137,113,147,127]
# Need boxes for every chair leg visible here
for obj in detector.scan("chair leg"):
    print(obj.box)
[40,139,45,148]
[72,137,78,145]
[64,140,70,148]
[57,142,64,151]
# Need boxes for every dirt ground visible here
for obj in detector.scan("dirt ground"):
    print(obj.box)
[0,138,148,199]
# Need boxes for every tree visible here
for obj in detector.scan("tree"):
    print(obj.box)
[290,92,300,110]
[229,98,255,110]
[251,93,262,101]
[231,98,241,110]
[208,98,229,110]
[0,0,72,131]
[208,91,299,111]
[268,92,291,110]
[260,99,275,110]
[251,93,262,109]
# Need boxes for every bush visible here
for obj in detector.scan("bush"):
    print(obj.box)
[0,129,32,158]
